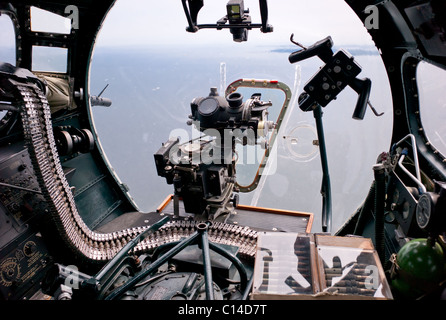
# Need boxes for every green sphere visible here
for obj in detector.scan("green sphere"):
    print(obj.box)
[391,238,445,299]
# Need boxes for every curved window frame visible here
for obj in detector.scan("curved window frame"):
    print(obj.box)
[0,10,20,135]
[403,55,446,182]
[416,60,446,158]
[84,2,140,210]
[0,9,20,66]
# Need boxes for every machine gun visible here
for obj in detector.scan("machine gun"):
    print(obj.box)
[154,87,273,220]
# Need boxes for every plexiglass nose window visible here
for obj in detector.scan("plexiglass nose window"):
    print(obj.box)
[417,61,446,158]
[89,0,392,232]
[0,14,16,65]
[0,14,17,134]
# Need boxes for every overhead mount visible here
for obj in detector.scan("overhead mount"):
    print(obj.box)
[181,0,273,42]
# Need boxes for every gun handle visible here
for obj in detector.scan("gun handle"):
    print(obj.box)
[288,36,334,64]
[298,92,316,112]
[351,78,371,120]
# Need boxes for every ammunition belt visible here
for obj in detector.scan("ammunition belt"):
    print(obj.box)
[16,82,258,262]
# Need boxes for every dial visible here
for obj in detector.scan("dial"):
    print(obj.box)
[0,258,21,287]
[23,241,37,257]
[416,193,435,231]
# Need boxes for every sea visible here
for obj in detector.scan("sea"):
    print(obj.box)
[88,43,394,233]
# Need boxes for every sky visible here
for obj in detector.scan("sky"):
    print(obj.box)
[0,0,376,51]
[94,0,375,47]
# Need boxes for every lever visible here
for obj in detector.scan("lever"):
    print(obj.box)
[350,78,371,120]
[288,35,334,64]
[367,101,384,117]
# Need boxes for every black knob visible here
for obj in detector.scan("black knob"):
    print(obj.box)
[227,92,243,109]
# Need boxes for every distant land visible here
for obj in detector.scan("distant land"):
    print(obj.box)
[270,46,380,56]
